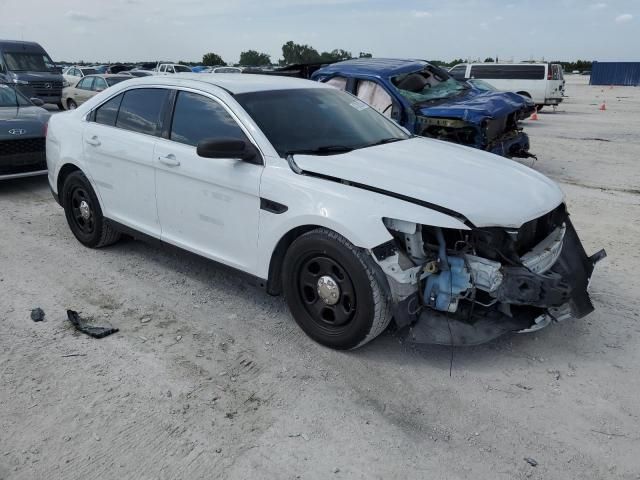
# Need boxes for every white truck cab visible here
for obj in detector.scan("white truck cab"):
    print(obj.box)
[155,63,193,75]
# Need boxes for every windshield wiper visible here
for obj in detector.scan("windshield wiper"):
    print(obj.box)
[362,137,405,148]
[284,145,354,156]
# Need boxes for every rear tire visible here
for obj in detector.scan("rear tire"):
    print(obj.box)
[62,171,120,248]
[282,228,392,350]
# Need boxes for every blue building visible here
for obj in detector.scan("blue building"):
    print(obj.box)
[590,62,640,86]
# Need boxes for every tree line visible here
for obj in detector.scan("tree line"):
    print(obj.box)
[59,40,593,72]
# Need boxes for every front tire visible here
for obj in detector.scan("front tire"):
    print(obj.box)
[282,228,392,350]
[67,99,77,110]
[62,171,120,248]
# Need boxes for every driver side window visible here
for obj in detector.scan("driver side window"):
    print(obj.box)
[356,80,394,118]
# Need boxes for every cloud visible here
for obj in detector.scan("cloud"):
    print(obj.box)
[615,13,633,23]
[64,11,105,22]
[412,11,432,18]
[589,2,607,10]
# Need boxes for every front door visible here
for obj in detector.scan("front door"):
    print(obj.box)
[154,90,263,273]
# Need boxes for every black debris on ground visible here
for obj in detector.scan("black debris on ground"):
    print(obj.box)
[524,457,539,467]
[67,310,119,339]
[30,308,45,322]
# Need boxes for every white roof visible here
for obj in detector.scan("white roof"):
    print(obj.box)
[140,73,331,94]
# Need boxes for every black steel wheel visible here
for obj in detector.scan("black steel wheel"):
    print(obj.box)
[297,255,357,330]
[62,171,121,248]
[282,228,392,350]
[69,185,96,236]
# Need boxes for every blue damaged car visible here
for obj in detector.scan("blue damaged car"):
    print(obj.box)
[311,58,535,158]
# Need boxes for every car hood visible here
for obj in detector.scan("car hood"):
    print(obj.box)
[0,106,50,138]
[293,137,563,228]
[417,90,530,123]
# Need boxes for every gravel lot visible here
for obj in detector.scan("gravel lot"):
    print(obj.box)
[1,76,639,480]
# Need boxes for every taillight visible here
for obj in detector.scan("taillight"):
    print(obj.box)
[547,72,552,80]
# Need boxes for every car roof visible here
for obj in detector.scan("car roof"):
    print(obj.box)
[315,58,429,77]
[127,73,331,94]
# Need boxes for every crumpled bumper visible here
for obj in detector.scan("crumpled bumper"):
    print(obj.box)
[488,131,531,158]
[399,219,606,346]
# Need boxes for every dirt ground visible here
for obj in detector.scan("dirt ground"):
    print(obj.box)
[1,76,639,480]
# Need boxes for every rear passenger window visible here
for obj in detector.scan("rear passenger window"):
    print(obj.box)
[170,91,245,147]
[94,93,123,126]
[116,88,169,136]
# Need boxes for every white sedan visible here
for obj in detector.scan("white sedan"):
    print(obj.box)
[46,74,605,349]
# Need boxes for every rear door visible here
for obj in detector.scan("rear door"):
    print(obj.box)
[546,64,564,100]
[83,87,171,237]
[154,89,263,272]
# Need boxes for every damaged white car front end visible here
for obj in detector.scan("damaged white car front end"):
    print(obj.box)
[374,205,606,345]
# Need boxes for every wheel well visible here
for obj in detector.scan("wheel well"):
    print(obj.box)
[517,91,531,98]
[266,225,324,296]
[56,164,81,207]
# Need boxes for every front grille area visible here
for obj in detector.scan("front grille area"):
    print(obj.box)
[0,138,46,175]
[29,80,63,97]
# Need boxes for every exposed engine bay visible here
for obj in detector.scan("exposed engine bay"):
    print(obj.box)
[373,204,606,345]
[416,113,532,159]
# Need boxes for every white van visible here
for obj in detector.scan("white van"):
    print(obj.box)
[449,63,565,109]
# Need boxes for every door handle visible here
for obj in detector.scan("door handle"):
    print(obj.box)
[85,136,101,147]
[158,154,180,167]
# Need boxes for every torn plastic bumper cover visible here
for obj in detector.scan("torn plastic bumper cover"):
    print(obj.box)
[387,218,606,346]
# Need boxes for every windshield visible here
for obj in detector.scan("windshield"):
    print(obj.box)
[175,65,192,72]
[0,83,32,107]
[236,88,409,157]
[81,68,97,75]
[3,52,57,72]
[391,67,469,105]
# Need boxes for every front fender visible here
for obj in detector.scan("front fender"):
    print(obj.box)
[255,164,468,279]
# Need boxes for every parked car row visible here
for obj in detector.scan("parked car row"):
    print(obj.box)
[43,74,605,349]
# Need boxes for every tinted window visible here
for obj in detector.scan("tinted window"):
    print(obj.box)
[106,76,129,86]
[94,93,123,127]
[116,88,169,136]
[236,88,409,157]
[170,91,245,147]
[470,64,545,80]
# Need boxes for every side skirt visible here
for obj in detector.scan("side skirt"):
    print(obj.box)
[104,218,269,291]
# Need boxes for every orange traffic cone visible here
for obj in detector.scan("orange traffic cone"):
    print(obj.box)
[599,101,606,111]
[530,107,539,121]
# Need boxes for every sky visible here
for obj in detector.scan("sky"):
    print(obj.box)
[0,0,638,64]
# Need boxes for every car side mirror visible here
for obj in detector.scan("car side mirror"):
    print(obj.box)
[30,97,45,107]
[197,138,261,164]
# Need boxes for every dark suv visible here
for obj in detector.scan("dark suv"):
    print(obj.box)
[0,40,64,109]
